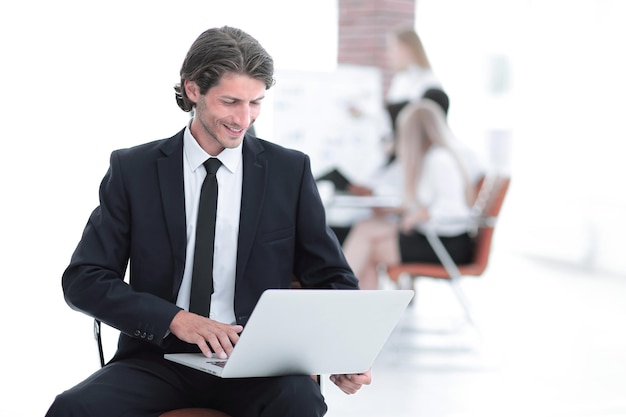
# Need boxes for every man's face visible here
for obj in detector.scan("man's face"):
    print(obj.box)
[186,73,266,155]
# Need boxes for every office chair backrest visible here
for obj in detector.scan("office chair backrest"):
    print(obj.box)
[469,175,510,275]
[385,174,510,326]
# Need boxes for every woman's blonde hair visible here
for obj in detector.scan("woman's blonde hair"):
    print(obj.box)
[397,100,473,206]
[393,28,432,69]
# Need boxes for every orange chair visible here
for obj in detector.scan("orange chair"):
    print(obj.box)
[386,174,510,326]
[160,409,231,417]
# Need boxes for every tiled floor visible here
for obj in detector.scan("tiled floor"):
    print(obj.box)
[322,247,626,417]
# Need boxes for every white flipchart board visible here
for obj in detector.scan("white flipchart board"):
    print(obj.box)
[270,65,390,184]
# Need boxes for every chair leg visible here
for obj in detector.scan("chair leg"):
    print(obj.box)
[422,229,476,328]
[448,278,474,327]
[398,274,416,304]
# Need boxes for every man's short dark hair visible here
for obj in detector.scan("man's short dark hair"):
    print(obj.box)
[174,26,276,112]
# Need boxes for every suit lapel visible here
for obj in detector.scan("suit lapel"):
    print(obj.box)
[236,136,266,282]
[156,131,187,298]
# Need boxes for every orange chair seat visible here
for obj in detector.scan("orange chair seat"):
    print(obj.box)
[385,176,510,326]
[160,409,231,417]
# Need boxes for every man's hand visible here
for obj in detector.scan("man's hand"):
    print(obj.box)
[329,369,372,395]
[169,310,243,359]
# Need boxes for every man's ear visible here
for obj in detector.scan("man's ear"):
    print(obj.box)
[184,80,200,102]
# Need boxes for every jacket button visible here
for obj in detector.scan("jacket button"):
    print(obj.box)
[134,330,141,337]
[147,334,154,341]
[141,332,147,339]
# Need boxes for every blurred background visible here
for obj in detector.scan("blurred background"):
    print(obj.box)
[1,0,625,416]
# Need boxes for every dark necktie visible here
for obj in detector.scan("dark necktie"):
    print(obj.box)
[189,158,222,317]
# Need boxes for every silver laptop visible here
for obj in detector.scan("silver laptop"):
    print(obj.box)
[164,289,414,378]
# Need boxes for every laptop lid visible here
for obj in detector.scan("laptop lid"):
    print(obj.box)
[164,289,414,378]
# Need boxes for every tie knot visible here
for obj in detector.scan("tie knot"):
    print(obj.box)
[204,158,222,174]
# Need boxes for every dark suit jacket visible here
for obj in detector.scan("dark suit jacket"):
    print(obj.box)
[62,129,358,360]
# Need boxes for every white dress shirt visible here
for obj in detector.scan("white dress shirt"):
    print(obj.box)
[176,125,243,324]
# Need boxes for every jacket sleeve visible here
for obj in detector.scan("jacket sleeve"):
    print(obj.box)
[61,150,181,346]
[293,155,360,290]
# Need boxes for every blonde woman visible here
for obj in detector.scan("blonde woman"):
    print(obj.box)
[385,28,443,161]
[342,100,474,290]
[387,28,441,106]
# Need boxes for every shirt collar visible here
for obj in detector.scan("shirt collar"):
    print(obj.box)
[183,122,243,174]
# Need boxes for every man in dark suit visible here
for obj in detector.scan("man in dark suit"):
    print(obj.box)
[46,26,369,417]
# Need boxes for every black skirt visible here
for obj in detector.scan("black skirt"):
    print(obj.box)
[398,230,473,264]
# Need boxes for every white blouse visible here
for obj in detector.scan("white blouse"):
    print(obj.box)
[386,65,442,104]
[416,146,471,236]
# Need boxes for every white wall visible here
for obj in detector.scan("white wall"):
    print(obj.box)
[417,0,626,275]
